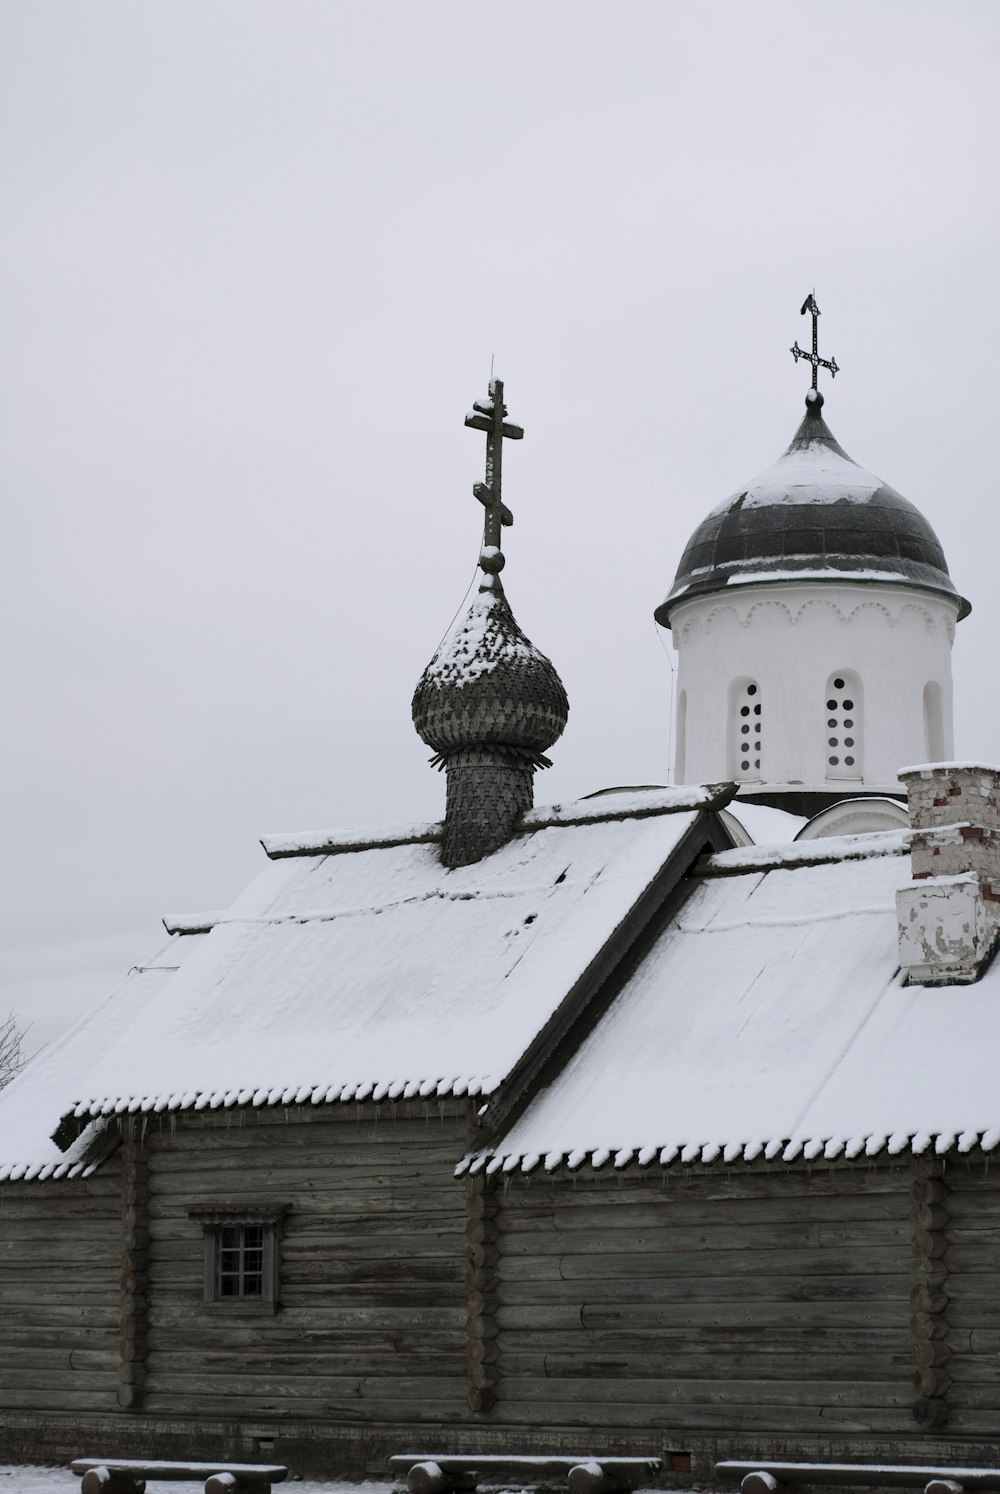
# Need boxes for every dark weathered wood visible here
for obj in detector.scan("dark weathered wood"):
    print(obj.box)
[80,1469,145,1494]
[405,1461,477,1494]
[73,1458,286,1486]
[389,1455,661,1479]
[118,1124,150,1411]
[464,1175,500,1414]
[718,1464,1000,1490]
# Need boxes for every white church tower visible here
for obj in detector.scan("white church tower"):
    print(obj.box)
[656,299,968,821]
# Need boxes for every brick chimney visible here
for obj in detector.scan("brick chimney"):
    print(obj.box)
[897,764,1000,985]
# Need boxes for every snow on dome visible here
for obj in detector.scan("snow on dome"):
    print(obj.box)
[420,585,539,689]
[656,392,968,626]
[412,581,568,758]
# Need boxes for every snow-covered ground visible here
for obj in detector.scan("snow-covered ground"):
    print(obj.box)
[0,1471,393,1493]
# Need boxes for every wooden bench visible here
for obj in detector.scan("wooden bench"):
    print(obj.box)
[716,1463,1000,1494]
[71,1458,288,1494]
[389,1453,663,1494]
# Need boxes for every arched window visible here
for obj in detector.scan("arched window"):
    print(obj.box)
[675,689,687,784]
[825,671,862,780]
[923,681,945,762]
[729,679,762,780]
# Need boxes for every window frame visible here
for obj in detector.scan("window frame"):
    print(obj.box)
[188,1207,286,1309]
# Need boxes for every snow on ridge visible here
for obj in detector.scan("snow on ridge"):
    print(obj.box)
[262,820,442,859]
[263,785,728,858]
[705,828,908,873]
[523,783,732,826]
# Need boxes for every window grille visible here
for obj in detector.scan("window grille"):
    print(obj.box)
[216,1222,265,1298]
[730,680,762,780]
[189,1208,285,1306]
[825,672,862,780]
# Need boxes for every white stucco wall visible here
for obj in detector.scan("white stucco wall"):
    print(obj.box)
[669,580,958,793]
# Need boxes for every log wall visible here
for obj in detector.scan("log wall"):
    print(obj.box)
[942,1158,1000,1436]
[140,1103,470,1424]
[493,1161,917,1439]
[0,1165,122,1414]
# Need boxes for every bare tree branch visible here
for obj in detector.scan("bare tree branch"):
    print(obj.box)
[0,1012,26,1091]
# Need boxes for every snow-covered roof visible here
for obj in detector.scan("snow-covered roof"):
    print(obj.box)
[0,933,209,1182]
[0,788,724,1181]
[466,831,1000,1177]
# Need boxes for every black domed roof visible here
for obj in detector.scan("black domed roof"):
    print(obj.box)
[655,391,969,627]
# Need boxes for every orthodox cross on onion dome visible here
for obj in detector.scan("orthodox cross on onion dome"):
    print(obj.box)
[791,293,840,391]
[464,377,523,580]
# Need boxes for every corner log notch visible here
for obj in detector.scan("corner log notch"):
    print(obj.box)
[117,1120,150,1410]
[464,1174,499,1413]
[910,1155,951,1428]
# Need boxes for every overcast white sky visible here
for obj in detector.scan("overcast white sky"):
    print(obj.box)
[2,1,999,1054]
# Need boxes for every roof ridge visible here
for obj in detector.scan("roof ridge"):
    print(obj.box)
[262,784,736,860]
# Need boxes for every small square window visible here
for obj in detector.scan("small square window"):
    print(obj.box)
[189,1209,286,1306]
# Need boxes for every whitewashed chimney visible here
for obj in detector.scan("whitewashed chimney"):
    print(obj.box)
[896,764,1000,985]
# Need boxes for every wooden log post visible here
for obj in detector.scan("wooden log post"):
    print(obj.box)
[118,1121,150,1411]
[204,1476,274,1494]
[80,1469,147,1494]
[465,1175,500,1413]
[910,1155,952,1429]
[568,1462,650,1494]
[741,1475,792,1494]
[406,1463,478,1494]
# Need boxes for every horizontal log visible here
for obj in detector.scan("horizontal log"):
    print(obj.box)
[572,1302,909,1330]
[143,1369,469,1400]
[0,1296,120,1317]
[139,1389,468,1423]
[146,1349,465,1377]
[0,1325,120,1350]
[0,1388,118,1412]
[0,1348,117,1372]
[496,1273,910,1305]
[495,1374,911,1409]
[498,1326,912,1356]
[150,1304,466,1331]
[548,1247,913,1279]
[489,1394,912,1434]
[503,1192,910,1231]
[0,1368,120,1393]
[504,1168,910,1204]
[146,1324,462,1353]
[497,1349,912,1381]
[147,1134,466,1166]
[498,1220,909,1255]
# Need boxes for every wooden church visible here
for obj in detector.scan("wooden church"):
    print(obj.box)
[3,311,1000,1480]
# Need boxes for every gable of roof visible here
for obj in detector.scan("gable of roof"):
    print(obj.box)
[0,786,735,1180]
[467,830,1000,1178]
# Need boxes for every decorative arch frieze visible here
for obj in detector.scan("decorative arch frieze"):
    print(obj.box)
[677,590,953,640]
